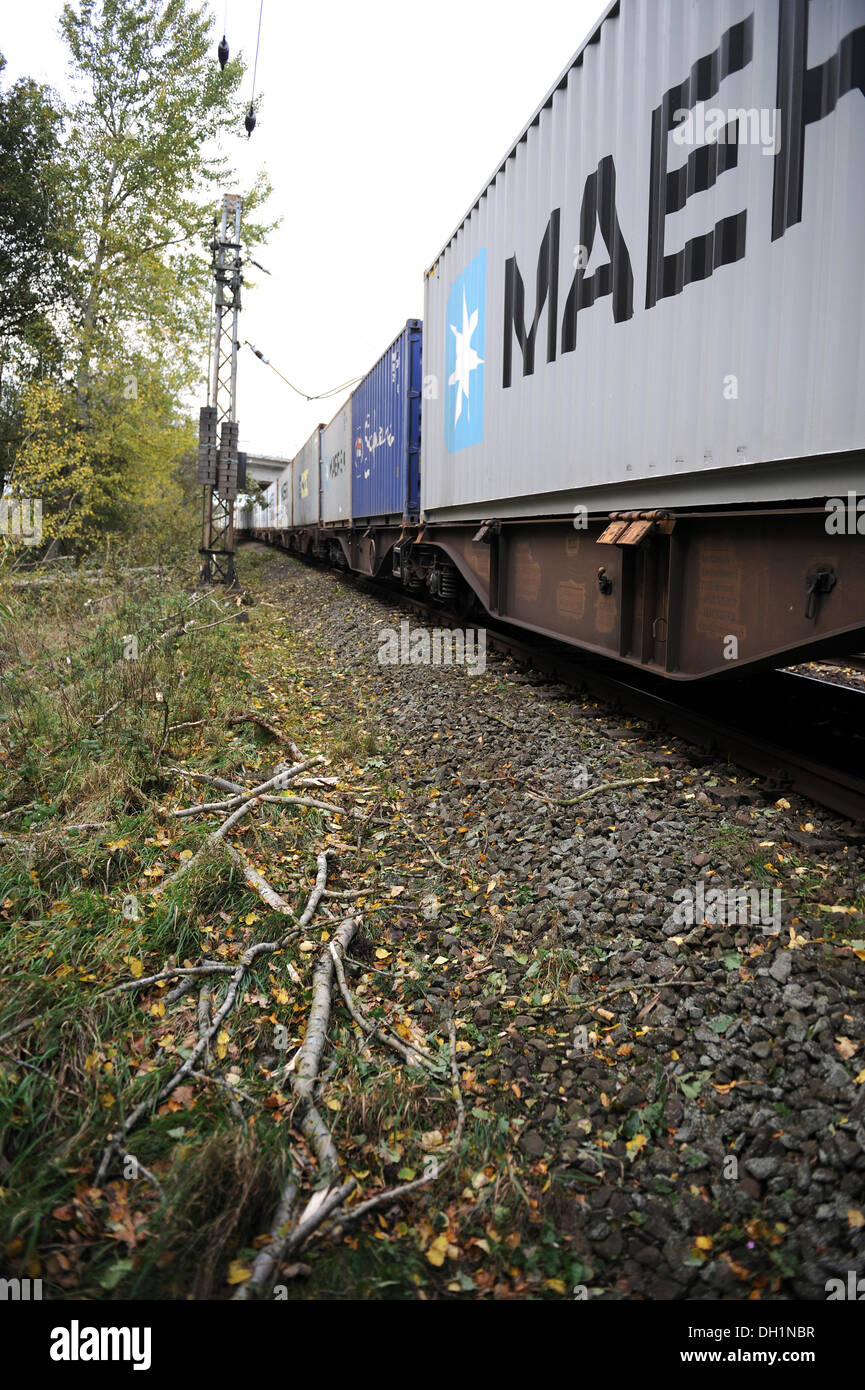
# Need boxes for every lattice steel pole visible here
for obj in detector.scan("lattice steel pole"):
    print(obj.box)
[199,193,243,584]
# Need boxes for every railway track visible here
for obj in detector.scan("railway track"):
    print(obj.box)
[345,570,865,826]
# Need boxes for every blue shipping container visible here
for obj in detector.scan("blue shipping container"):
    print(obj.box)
[351,320,422,524]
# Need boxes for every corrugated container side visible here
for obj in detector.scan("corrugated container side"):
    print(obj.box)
[421,0,865,519]
[321,399,352,524]
[277,464,292,528]
[351,320,422,523]
[292,427,322,527]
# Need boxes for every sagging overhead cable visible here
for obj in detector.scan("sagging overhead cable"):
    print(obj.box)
[245,0,264,137]
[245,341,362,403]
[217,0,229,69]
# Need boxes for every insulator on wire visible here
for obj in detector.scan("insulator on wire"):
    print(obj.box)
[244,104,256,137]
[217,35,229,69]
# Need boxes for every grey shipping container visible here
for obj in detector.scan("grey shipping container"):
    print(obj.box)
[321,399,352,525]
[292,426,323,527]
[421,0,865,521]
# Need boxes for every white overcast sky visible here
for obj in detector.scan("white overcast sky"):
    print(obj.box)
[3,0,604,458]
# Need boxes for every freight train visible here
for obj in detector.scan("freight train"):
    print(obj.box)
[236,0,865,680]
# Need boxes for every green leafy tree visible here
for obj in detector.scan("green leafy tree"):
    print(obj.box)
[8,0,273,556]
[0,55,68,348]
[60,0,270,420]
[0,56,70,486]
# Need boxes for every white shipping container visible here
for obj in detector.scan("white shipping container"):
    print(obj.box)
[277,467,292,528]
[421,0,865,520]
[321,400,352,524]
[292,427,322,527]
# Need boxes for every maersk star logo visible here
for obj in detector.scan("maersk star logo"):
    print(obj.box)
[449,293,483,425]
[445,248,486,452]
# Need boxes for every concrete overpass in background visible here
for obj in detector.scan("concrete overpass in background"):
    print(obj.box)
[244,454,291,488]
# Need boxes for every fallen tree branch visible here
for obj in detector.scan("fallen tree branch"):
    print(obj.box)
[320,1019,464,1234]
[96,936,280,1184]
[290,916,358,1178]
[163,977,197,1007]
[171,757,324,817]
[0,1017,38,1045]
[96,856,335,1183]
[225,844,295,914]
[330,944,439,1070]
[234,917,359,1300]
[528,775,664,808]
[100,961,235,998]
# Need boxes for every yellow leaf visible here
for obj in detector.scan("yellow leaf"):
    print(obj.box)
[455,1041,471,1054]
[835,1036,858,1060]
[274,989,290,1005]
[544,1278,567,1294]
[625,1133,647,1158]
[426,1233,450,1267]
[149,1001,165,1019]
[226,1260,251,1285]
[179,849,193,861]
[847,1209,865,1229]
[375,948,391,960]
[695,1235,713,1250]
[128,959,144,979]
[325,1099,340,1111]
[855,1069,865,1085]
[245,912,258,925]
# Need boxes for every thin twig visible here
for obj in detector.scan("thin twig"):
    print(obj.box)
[397,814,449,870]
[533,775,664,808]
[330,944,439,1069]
